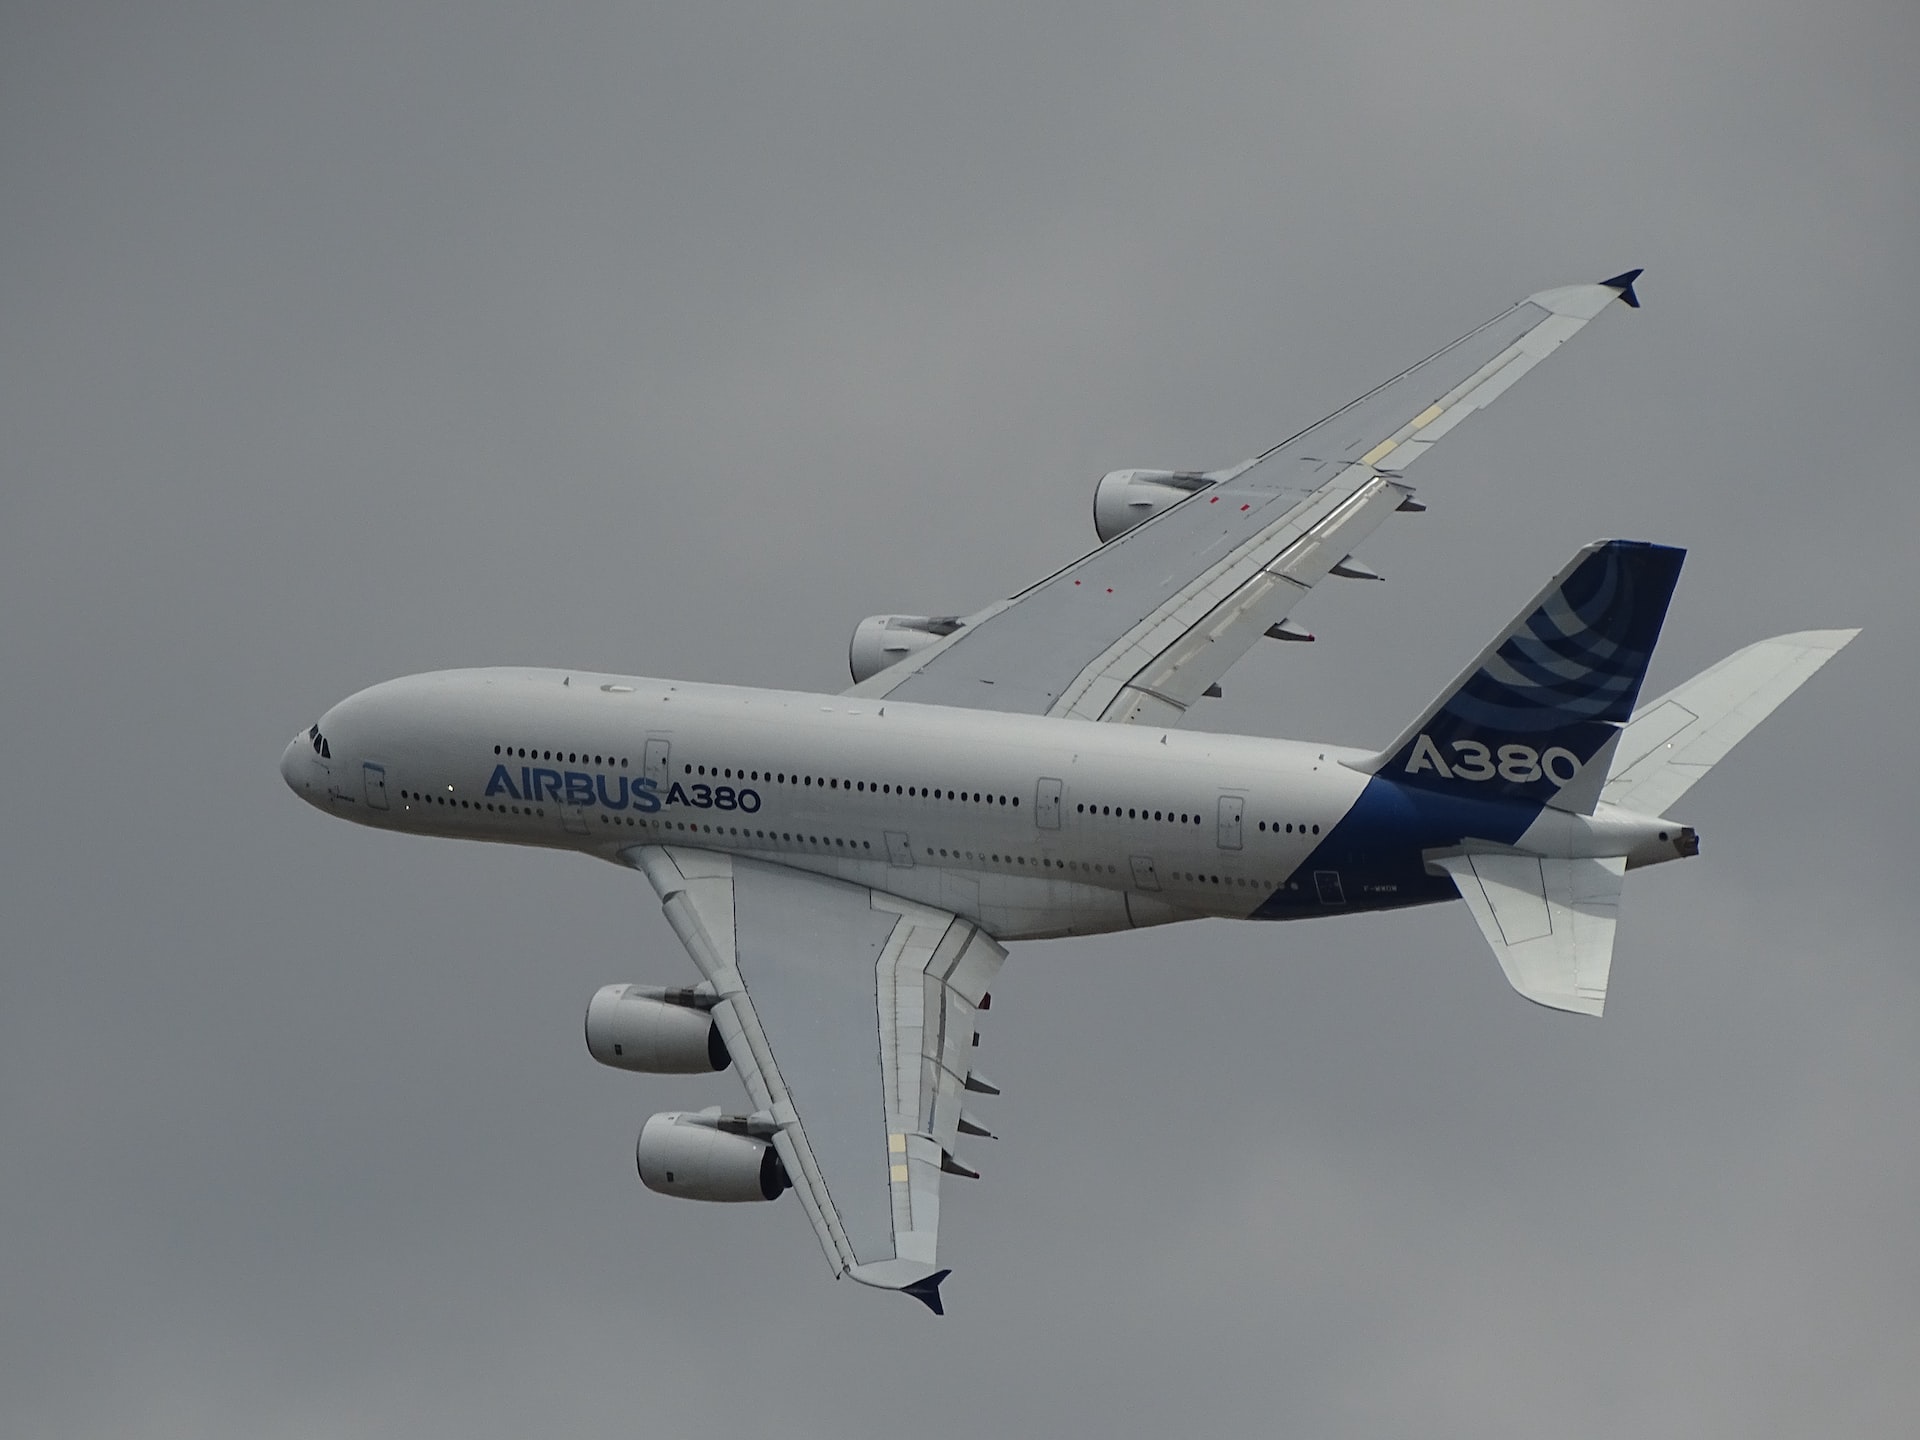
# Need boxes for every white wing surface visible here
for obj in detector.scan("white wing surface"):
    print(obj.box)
[851,273,1644,725]
[1600,629,1858,816]
[626,845,1004,1313]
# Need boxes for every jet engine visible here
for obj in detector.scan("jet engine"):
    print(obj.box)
[1092,468,1214,542]
[848,614,965,684]
[637,1111,790,1202]
[585,983,729,1073]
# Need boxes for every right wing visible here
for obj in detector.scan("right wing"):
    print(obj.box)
[627,844,1005,1313]
[1601,629,1859,816]
[852,272,1645,725]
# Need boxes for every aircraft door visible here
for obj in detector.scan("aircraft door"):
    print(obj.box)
[1129,855,1161,891]
[363,762,389,811]
[643,738,671,787]
[1035,777,1063,830]
[1216,795,1244,850]
[1314,870,1347,906]
[884,830,915,868]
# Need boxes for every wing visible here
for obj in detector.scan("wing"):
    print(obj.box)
[627,844,1005,1313]
[851,272,1645,725]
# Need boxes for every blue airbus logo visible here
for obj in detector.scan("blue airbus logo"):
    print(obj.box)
[483,765,762,814]
[485,764,660,810]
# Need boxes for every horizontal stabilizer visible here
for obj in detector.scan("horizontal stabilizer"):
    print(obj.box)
[1431,849,1627,1017]
[1601,629,1858,816]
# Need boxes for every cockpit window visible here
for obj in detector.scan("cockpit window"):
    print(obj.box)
[309,725,331,759]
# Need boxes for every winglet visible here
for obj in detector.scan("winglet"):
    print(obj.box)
[903,1269,952,1315]
[1600,269,1644,308]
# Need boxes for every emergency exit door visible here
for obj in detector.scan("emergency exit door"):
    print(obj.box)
[1216,795,1244,850]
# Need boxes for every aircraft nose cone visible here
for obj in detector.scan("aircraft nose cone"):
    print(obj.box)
[281,734,310,795]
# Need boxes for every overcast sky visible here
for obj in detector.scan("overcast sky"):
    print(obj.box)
[4,4,1917,1436]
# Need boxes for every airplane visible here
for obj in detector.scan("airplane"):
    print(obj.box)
[281,271,1854,1314]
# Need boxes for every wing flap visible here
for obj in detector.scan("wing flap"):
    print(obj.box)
[1072,472,1410,723]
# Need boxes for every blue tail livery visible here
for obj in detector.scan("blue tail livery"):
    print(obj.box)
[1357,540,1686,806]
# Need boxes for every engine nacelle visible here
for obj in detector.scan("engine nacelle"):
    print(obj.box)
[637,1111,790,1202]
[848,614,964,684]
[1092,468,1214,542]
[585,984,729,1074]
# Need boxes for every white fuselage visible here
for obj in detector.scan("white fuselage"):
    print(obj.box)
[281,667,1386,939]
[283,667,1689,942]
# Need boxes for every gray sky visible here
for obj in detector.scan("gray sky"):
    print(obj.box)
[4,3,1917,1436]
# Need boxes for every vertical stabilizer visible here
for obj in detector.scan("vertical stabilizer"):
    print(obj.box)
[1354,540,1685,811]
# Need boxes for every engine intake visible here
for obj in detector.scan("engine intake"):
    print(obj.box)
[637,1111,790,1202]
[1092,468,1214,542]
[585,984,729,1073]
[849,614,965,684]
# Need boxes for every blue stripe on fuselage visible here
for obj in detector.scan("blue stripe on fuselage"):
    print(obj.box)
[1254,776,1539,919]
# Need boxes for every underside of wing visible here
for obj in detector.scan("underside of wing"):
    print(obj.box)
[849,273,1643,724]
[626,845,1005,1312]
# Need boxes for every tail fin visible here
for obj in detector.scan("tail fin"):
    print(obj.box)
[1600,628,1858,816]
[1355,540,1686,810]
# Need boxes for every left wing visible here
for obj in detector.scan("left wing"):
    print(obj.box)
[851,272,1643,725]
[627,845,1005,1313]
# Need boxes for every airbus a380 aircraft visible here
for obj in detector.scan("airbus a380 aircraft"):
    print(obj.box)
[283,271,1853,1313]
